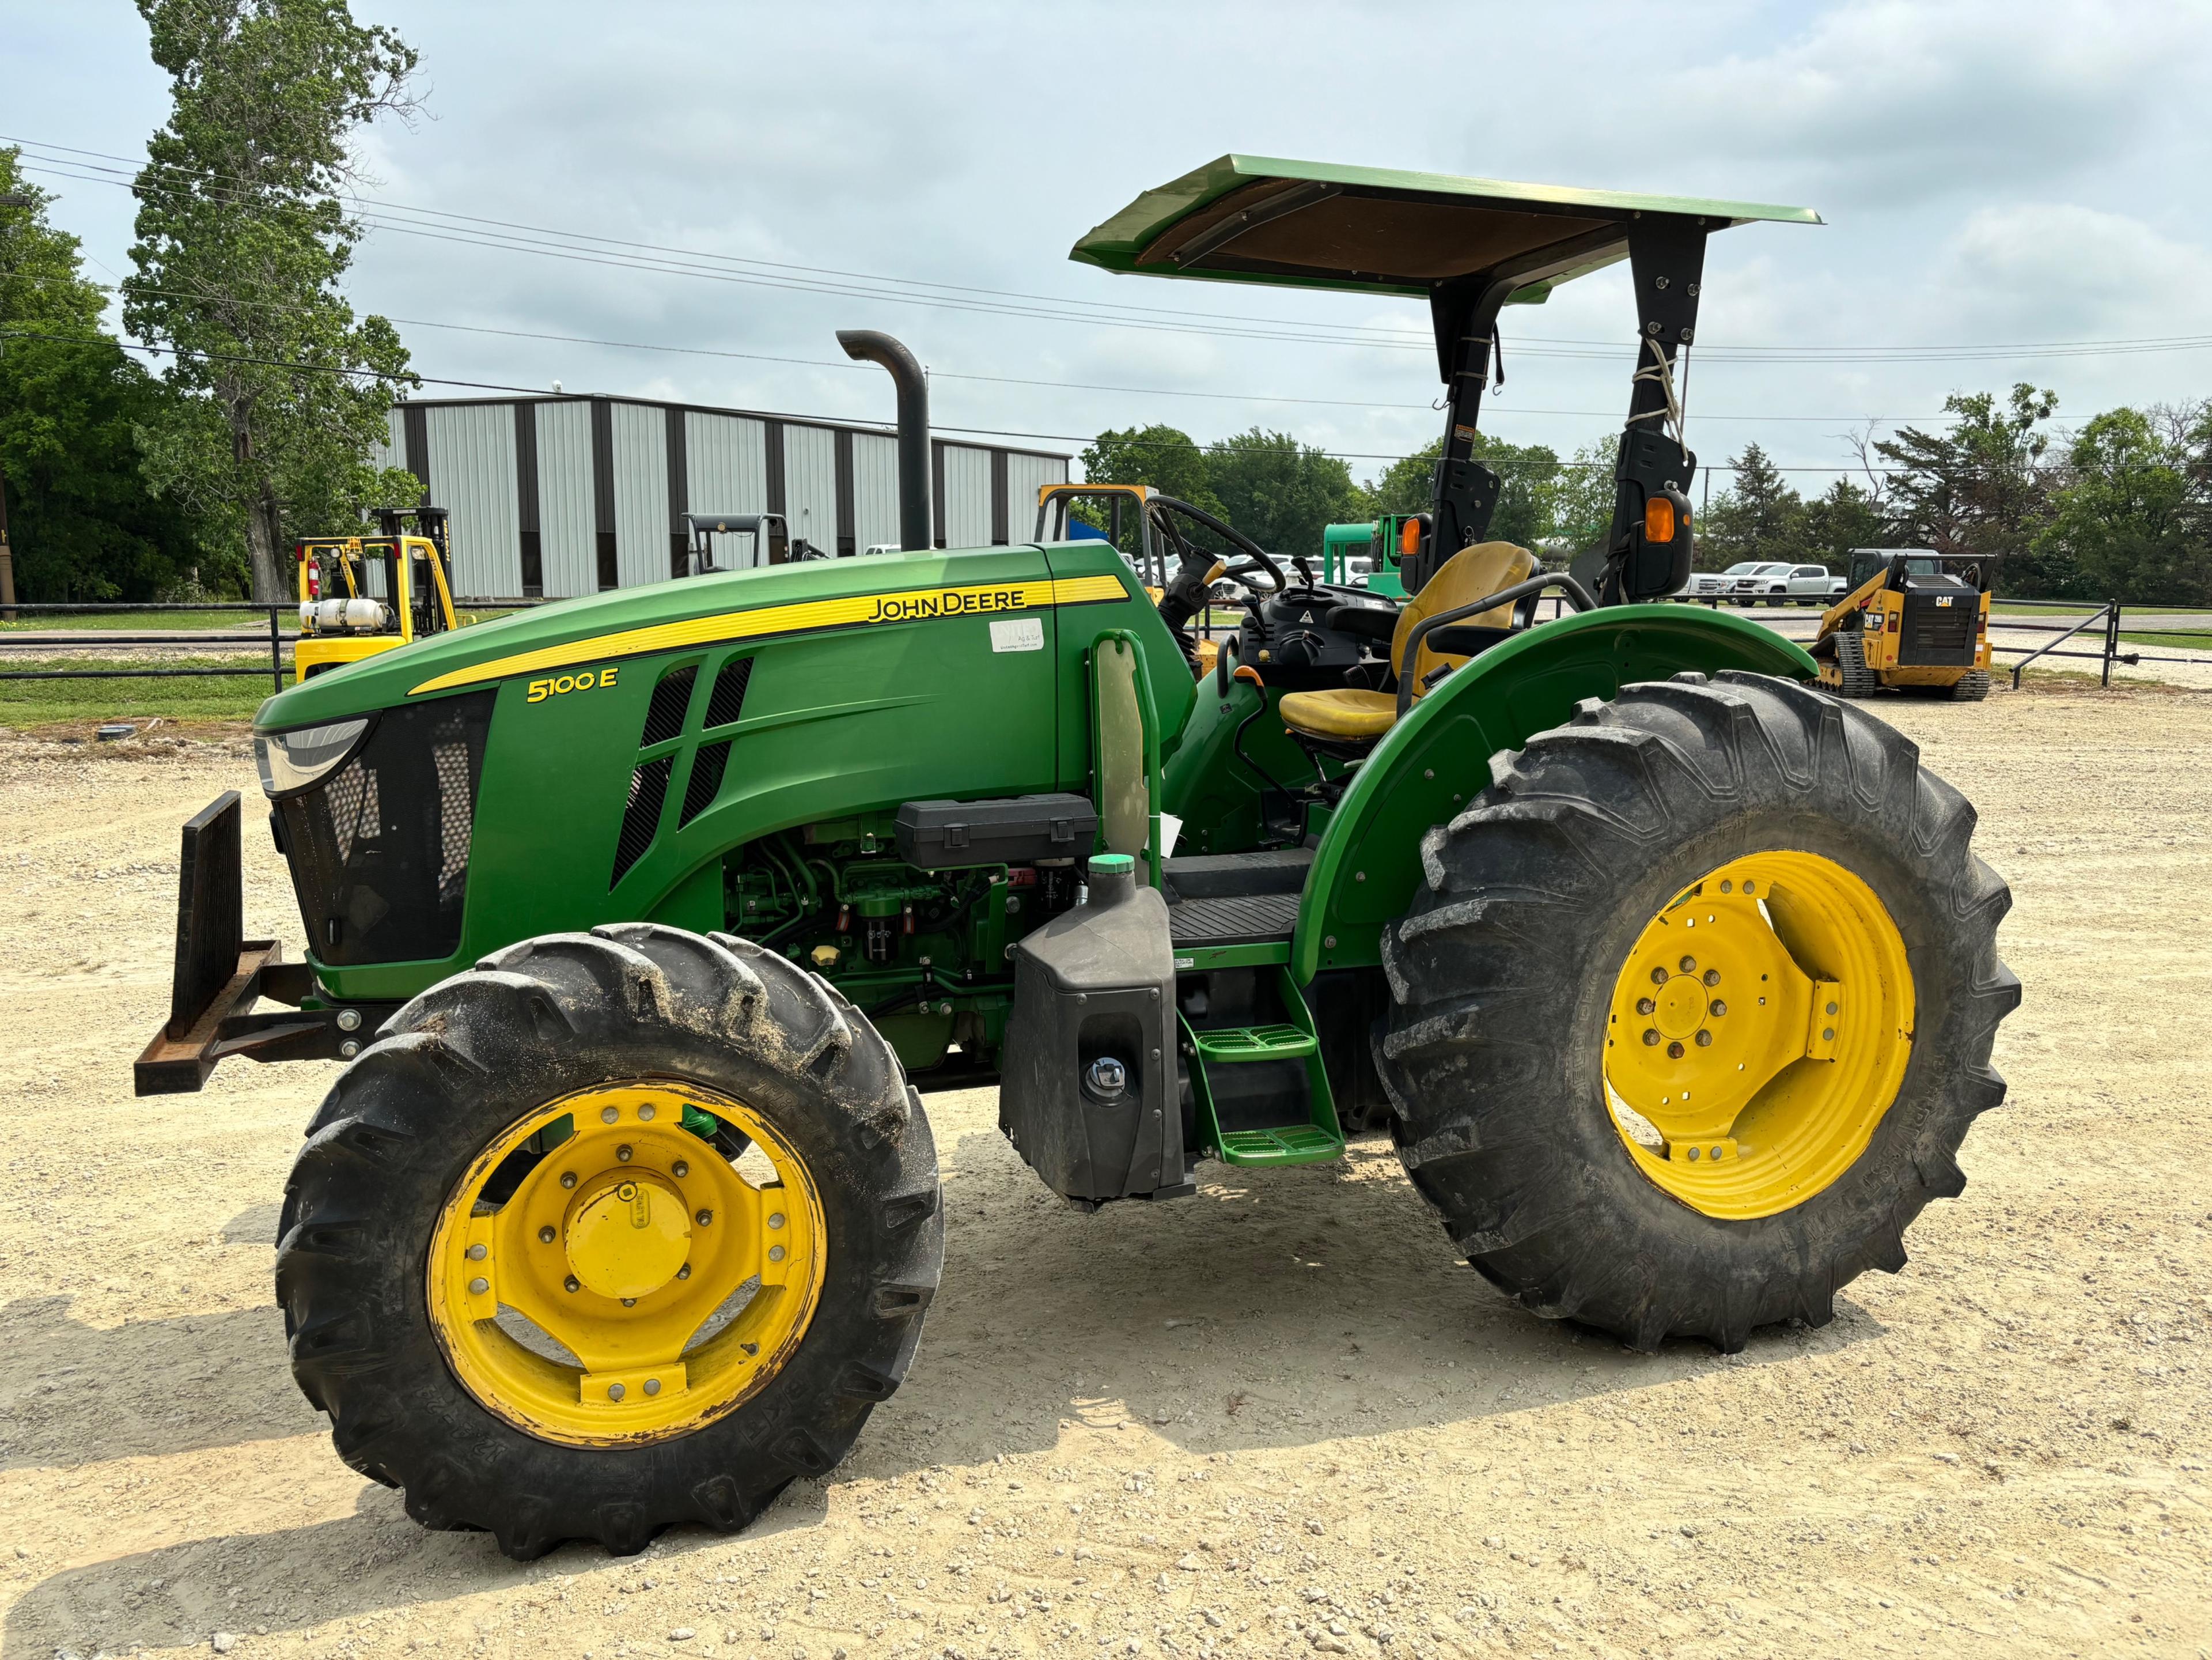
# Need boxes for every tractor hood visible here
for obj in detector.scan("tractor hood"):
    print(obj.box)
[253,550,1096,732]
[1070,154,1820,304]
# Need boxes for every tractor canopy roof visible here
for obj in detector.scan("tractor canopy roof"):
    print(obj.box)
[1070,155,1820,304]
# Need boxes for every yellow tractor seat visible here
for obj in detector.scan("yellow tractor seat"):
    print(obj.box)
[1278,540,1537,744]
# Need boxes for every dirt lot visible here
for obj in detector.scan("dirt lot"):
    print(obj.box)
[1,680,2207,1660]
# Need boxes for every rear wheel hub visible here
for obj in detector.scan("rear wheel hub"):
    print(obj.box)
[1604,851,1914,1220]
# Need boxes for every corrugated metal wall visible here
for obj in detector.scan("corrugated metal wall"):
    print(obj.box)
[382,397,1066,595]
[425,404,520,597]
[609,403,672,588]
[1005,452,1064,544]
[851,433,900,550]
[684,412,768,513]
[941,445,995,548]
[535,403,597,599]
[782,425,837,555]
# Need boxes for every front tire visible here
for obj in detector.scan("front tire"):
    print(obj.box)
[276,924,943,1557]
[1377,672,2017,1352]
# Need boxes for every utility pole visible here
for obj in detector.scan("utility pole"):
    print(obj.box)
[0,191,35,620]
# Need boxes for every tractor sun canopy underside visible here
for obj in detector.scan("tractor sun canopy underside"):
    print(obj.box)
[1069,154,1820,307]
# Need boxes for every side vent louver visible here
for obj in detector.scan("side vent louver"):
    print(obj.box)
[611,757,673,887]
[680,740,732,827]
[639,665,697,748]
[704,656,753,729]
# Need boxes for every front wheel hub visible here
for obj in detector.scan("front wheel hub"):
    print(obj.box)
[565,1173,691,1300]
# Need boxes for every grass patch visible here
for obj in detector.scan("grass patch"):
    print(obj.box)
[0,607,284,633]
[0,656,279,729]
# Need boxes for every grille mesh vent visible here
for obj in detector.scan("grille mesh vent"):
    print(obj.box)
[611,757,673,887]
[704,656,753,729]
[639,665,697,748]
[680,740,732,827]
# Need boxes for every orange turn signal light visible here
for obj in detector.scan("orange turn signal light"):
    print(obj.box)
[1644,496,1678,543]
[1398,516,1423,558]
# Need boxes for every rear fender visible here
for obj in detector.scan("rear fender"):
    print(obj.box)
[1290,605,1816,980]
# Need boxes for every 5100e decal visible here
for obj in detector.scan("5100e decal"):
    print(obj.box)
[527,665,620,704]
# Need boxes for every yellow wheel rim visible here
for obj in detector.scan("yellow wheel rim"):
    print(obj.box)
[427,1079,826,1446]
[1603,852,1914,1220]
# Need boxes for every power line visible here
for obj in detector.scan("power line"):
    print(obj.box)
[17,133,2212,366]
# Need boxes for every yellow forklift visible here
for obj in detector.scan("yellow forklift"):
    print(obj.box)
[1811,547,1997,700]
[293,506,460,682]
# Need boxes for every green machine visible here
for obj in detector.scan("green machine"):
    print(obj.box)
[137,157,2017,1559]
[1321,515,1424,596]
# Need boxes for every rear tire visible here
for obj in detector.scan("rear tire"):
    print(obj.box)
[1376,672,2017,1352]
[276,924,942,1558]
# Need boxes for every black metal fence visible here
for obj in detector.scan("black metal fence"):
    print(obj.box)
[0,599,545,694]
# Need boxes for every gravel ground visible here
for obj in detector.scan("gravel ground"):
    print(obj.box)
[1,678,2207,1660]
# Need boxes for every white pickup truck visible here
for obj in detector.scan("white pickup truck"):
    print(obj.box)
[1729,561,1849,606]
[1677,561,1768,600]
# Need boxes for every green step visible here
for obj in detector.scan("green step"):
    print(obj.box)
[1216,1124,1346,1166]
[1191,1023,1317,1062]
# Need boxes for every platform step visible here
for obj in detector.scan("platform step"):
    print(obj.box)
[1191,1023,1317,1063]
[1216,1124,1346,1166]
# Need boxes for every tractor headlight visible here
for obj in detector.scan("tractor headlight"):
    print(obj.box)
[255,717,370,797]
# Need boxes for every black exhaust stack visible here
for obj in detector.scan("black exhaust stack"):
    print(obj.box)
[836,329,931,551]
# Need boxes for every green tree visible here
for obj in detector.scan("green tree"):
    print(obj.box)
[124,0,423,601]
[0,149,208,600]
[1080,423,1222,518]
[1798,478,1888,570]
[1203,428,1364,563]
[1696,443,1805,570]
[2032,406,2209,606]
[1876,384,2062,592]
[1363,433,1563,548]
[1551,438,1620,555]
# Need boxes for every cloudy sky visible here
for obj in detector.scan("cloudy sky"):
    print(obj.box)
[8,0,2212,491]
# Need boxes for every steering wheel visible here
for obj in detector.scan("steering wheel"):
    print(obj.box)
[1146,496,1286,598]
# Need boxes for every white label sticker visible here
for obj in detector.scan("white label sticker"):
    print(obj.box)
[990,617,1045,653]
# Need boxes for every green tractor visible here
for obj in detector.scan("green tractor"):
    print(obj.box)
[137,157,2017,1559]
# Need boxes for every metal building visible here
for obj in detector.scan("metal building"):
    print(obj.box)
[369,395,1070,600]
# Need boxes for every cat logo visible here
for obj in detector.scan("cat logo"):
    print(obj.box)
[1934,595,1955,607]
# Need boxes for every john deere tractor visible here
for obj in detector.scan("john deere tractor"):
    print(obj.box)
[135,157,2017,1559]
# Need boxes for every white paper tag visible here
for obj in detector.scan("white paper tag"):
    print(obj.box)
[990,617,1045,653]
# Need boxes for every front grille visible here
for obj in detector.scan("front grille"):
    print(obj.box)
[1898,592,1978,665]
[275,692,494,965]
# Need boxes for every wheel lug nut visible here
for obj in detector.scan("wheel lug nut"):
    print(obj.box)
[1742,880,1756,895]
[616,1145,632,1163]
[768,1245,786,1264]
[1679,955,1696,974]
[1636,997,1656,1015]
[644,1378,662,1396]
[539,1225,556,1244]
[608,1382,625,1401]
[676,1264,691,1280]
[1649,967,1668,986]
[1703,969,1721,987]
[1710,1000,1727,1017]
[1642,1028,1661,1046]
[465,1243,486,1261]
[1666,1041,1684,1059]
[1695,1030,1713,1048]
[638,1103,657,1122]
[696,1209,713,1226]
[622,1297,637,1307]
[468,1277,488,1295]
[672,1160,689,1178]
[563,1276,579,1293]
[560,1171,577,1190]
[601,1106,619,1124]
[1719,879,1733,894]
